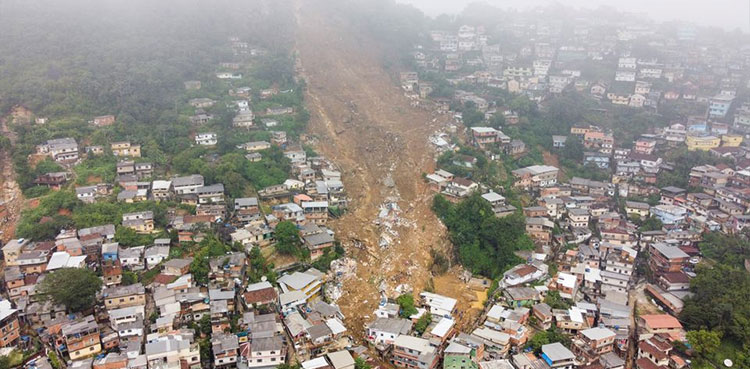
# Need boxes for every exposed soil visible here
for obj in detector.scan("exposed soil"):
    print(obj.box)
[0,113,25,244]
[294,0,479,338]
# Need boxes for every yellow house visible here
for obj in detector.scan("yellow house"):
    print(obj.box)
[110,141,141,157]
[686,135,720,151]
[278,269,324,302]
[721,134,743,147]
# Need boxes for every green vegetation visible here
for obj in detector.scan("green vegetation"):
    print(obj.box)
[525,328,571,355]
[247,246,278,284]
[38,268,102,312]
[354,358,372,369]
[543,290,571,310]
[397,293,418,318]
[311,243,345,272]
[432,194,533,278]
[189,235,233,285]
[658,148,729,189]
[430,249,450,275]
[414,313,432,335]
[274,221,304,256]
[687,330,722,364]
[696,231,750,269]
[680,264,750,359]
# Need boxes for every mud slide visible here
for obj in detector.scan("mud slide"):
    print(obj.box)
[295,0,478,335]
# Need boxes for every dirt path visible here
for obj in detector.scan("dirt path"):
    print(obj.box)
[294,0,478,337]
[0,112,25,244]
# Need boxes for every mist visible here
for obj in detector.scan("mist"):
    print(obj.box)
[399,0,750,33]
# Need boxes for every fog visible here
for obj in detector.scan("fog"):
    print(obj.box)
[399,0,750,32]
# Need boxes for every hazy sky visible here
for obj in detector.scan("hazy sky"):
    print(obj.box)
[398,0,750,33]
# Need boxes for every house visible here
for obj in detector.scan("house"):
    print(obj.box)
[37,138,79,163]
[571,327,616,365]
[145,334,201,369]
[552,136,567,148]
[470,127,510,148]
[151,180,172,200]
[196,184,225,204]
[708,94,733,118]
[420,292,457,317]
[541,342,575,369]
[649,243,689,276]
[568,208,590,228]
[212,333,239,368]
[634,139,656,155]
[184,81,201,90]
[239,141,271,152]
[172,175,204,195]
[503,264,545,287]
[162,258,193,276]
[526,217,554,242]
[366,317,413,346]
[443,178,478,200]
[638,314,684,341]
[76,186,97,203]
[122,211,154,233]
[2,239,29,266]
[512,165,559,190]
[278,269,323,303]
[266,107,294,116]
[63,316,101,360]
[650,205,686,225]
[549,272,578,299]
[637,335,672,368]
[195,132,218,146]
[392,335,439,369]
[243,281,278,308]
[625,201,650,218]
[685,135,720,151]
[188,98,215,108]
[103,283,146,310]
[92,115,116,126]
[239,334,286,368]
[0,300,20,348]
[532,303,554,330]
[111,142,141,158]
[233,111,255,129]
[304,230,335,260]
[34,171,70,189]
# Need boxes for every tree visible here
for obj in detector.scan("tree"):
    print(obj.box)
[354,358,372,369]
[396,293,418,318]
[121,271,138,285]
[544,290,571,310]
[190,235,231,285]
[275,221,302,255]
[38,268,102,312]
[687,330,721,360]
[432,193,528,278]
[680,264,750,344]
[277,363,301,369]
[639,216,664,232]
[414,313,432,335]
[525,328,570,354]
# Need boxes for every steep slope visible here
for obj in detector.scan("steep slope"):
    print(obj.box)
[295,0,478,334]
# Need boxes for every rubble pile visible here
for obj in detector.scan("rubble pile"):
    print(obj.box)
[325,257,357,302]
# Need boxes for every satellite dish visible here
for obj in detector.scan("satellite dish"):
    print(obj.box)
[261,276,268,282]
[724,359,733,367]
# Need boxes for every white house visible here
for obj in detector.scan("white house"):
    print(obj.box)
[195,132,217,146]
